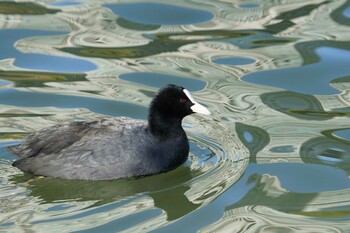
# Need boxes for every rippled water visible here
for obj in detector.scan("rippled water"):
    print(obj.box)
[1,0,350,232]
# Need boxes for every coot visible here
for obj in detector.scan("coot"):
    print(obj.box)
[9,84,210,180]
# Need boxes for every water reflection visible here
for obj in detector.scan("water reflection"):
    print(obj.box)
[0,2,60,15]
[0,29,62,59]
[0,89,147,118]
[239,4,260,9]
[275,1,328,23]
[260,91,334,120]
[0,70,87,87]
[1,0,350,231]
[212,57,255,66]
[60,26,296,60]
[332,128,350,141]
[49,0,81,7]
[200,163,350,232]
[0,29,96,72]
[119,72,206,91]
[11,165,199,221]
[330,0,350,25]
[243,47,350,95]
[201,207,349,232]
[344,6,350,18]
[300,135,350,175]
[60,30,253,59]
[105,3,213,25]
[235,122,269,163]
[117,18,160,31]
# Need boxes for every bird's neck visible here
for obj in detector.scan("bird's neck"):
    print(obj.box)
[148,112,184,139]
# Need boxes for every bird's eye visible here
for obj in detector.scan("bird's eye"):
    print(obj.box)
[179,98,186,103]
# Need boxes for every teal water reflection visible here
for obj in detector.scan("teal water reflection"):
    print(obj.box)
[0,89,146,118]
[105,3,213,25]
[120,72,206,91]
[0,29,62,58]
[249,163,350,193]
[344,6,350,18]
[243,47,350,95]
[212,57,255,66]
[333,128,350,141]
[239,4,259,9]
[0,30,96,72]
[49,0,81,7]
[260,91,334,120]
[0,70,88,87]
[301,135,350,175]
[60,29,295,59]
[0,80,11,86]
[235,122,270,163]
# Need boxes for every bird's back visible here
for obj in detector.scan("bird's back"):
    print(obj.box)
[10,117,151,180]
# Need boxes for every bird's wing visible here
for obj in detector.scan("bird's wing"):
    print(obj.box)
[11,117,149,180]
[9,117,145,158]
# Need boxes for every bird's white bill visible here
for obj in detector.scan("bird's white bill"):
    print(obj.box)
[183,89,211,115]
[191,102,211,115]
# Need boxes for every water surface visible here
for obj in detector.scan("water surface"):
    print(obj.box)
[1,0,350,232]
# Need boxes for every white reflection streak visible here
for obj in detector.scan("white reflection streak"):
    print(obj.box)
[200,206,345,233]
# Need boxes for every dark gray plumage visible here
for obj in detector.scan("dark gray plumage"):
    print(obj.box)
[9,85,210,180]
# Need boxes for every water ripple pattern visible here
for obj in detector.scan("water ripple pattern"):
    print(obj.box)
[1,0,350,232]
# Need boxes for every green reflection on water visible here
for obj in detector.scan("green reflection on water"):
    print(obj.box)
[235,122,270,163]
[0,2,60,15]
[116,18,160,31]
[0,70,87,87]
[119,72,206,91]
[60,28,297,59]
[261,91,334,120]
[0,113,52,118]
[293,210,350,218]
[11,162,199,220]
[0,132,27,140]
